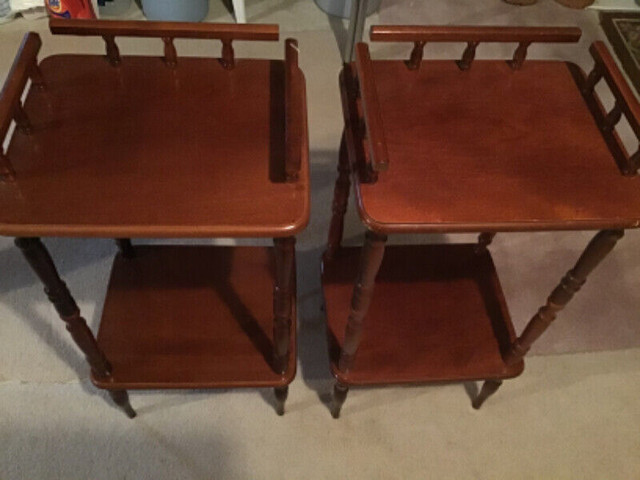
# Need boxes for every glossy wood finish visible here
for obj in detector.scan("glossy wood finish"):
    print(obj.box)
[326,27,637,412]
[323,245,524,385]
[504,229,624,365]
[369,25,582,43]
[93,246,296,390]
[0,48,309,237]
[2,22,308,417]
[49,18,279,41]
[342,59,640,233]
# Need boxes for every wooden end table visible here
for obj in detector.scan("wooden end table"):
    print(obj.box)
[0,19,309,417]
[323,25,640,417]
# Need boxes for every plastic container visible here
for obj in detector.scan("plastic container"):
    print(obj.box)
[141,0,209,22]
[313,0,381,19]
[98,0,132,17]
[0,0,14,23]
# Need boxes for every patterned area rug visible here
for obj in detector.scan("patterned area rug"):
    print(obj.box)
[600,11,640,94]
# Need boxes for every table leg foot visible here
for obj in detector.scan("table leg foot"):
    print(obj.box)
[331,382,349,419]
[108,390,137,418]
[472,379,503,409]
[274,385,289,416]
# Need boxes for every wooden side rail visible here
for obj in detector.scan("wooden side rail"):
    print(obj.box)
[354,42,389,175]
[284,39,305,182]
[0,32,43,182]
[581,41,640,174]
[49,18,279,69]
[370,25,581,71]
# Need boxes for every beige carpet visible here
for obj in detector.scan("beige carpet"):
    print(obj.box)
[1,1,639,478]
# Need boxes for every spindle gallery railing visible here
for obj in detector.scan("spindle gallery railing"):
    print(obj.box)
[578,42,640,176]
[48,18,280,69]
[369,25,582,71]
[347,26,582,180]
[0,19,306,183]
[0,33,43,182]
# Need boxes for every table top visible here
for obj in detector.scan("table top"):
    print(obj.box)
[346,59,640,233]
[0,54,309,238]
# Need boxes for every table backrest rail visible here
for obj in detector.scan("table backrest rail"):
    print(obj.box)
[581,42,640,175]
[49,18,279,70]
[370,25,581,71]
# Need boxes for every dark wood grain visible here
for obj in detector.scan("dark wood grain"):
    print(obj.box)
[369,25,581,43]
[323,244,524,385]
[93,246,297,389]
[0,55,309,237]
[284,38,304,181]
[341,60,640,233]
[355,43,389,173]
[505,229,624,365]
[49,18,279,41]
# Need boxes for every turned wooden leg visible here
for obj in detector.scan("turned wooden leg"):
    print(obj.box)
[339,230,387,373]
[331,382,349,419]
[274,385,289,416]
[273,237,295,375]
[108,390,137,418]
[15,238,112,377]
[115,238,135,259]
[15,237,136,418]
[474,232,496,254]
[324,131,351,262]
[472,379,503,409]
[505,229,624,365]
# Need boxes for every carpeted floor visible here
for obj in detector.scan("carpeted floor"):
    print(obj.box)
[1,1,639,478]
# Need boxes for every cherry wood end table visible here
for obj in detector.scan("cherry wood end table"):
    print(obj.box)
[323,25,640,417]
[0,19,309,417]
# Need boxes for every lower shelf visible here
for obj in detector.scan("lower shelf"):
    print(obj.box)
[92,245,296,390]
[322,244,524,386]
